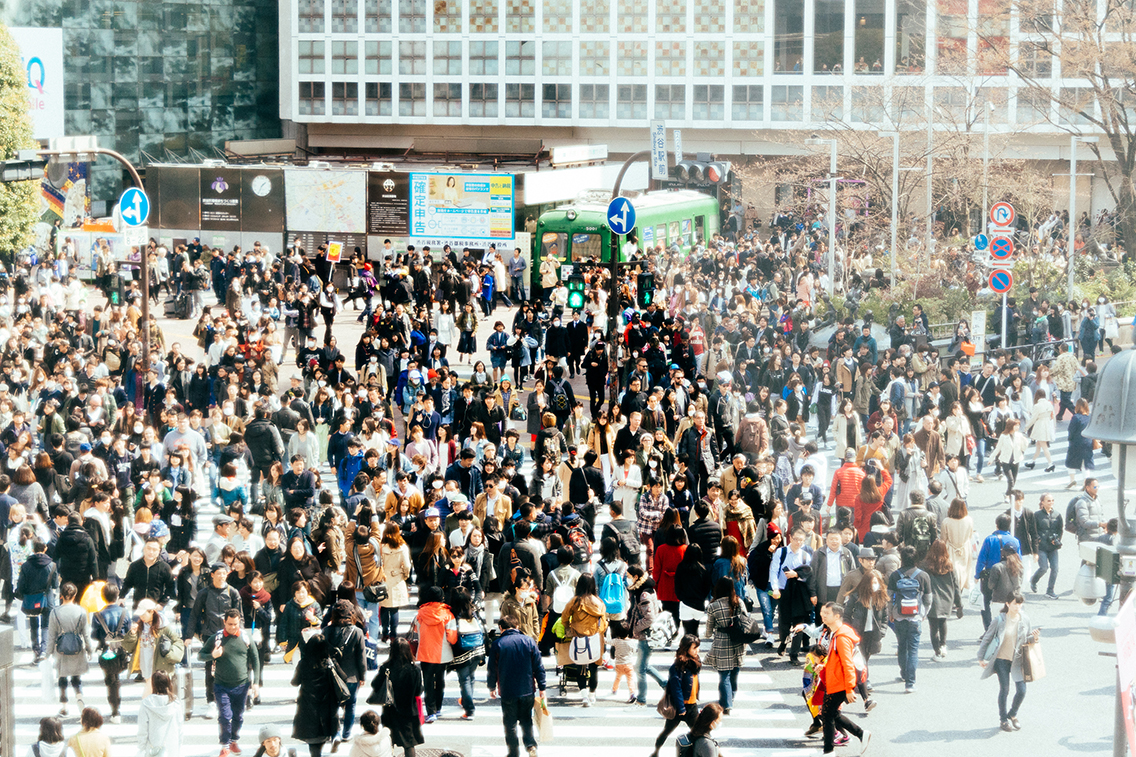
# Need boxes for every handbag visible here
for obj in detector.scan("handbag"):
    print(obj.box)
[354,538,388,604]
[568,633,603,665]
[965,435,976,455]
[1022,639,1046,682]
[534,698,554,743]
[407,617,420,658]
[511,406,527,422]
[261,572,280,594]
[656,689,677,719]
[21,592,46,615]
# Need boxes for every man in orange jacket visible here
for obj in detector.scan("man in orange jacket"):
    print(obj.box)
[827,449,866,513]
[819,602,872,755]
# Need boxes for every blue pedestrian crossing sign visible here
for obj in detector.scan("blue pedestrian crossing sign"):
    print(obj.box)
[607,197,636,236]
[974,233,988,250]
[119,187,150,227]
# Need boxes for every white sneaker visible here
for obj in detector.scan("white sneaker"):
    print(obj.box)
[208,703,218,720]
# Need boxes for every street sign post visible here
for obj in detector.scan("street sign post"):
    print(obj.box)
[649,121,668,180]
[674,129,683,164]
[607,197,637,236]
[990,236,1014,260]
[974,233,989,250]
[989,269,1014,294]
[119,187,150,227]
[990,201,1015,227]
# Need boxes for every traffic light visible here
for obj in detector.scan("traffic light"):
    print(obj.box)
[566,274,585,309]
[637,272,655,308]
[674,153,731,185]
[0,150,47,183]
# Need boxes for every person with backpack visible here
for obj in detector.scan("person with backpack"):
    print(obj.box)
[896,491,939,563]
[887,545,932,693]
[1070,477,1106,543]
[27,716,65,757]
[817,602,872,755]
[650,634,702,757]
[545,365,577,428]
[976,514,1021,629]
[560,510,593,570]
[625,565,670,705]
[558,573,609,706]
[91,583,131,723]
[542,546,581,619]
[675,703,725,757]
[448,589,485,720]
[1030,493,1063,598]
[486,612,547,757]
[595,537,630,620]
[122,598,185,694]
[192,564,245,717]
[16,538,56,663]
[602,500,643,567]
[45,582,90,716]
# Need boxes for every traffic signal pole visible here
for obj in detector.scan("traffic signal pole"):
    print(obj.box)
[38,147,151,371]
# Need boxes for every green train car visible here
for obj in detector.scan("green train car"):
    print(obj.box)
[533,189,720,284]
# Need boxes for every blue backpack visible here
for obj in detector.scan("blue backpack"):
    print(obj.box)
[598,567,629,616]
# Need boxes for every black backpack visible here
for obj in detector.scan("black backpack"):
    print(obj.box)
[1065,497,1081,535]
[550,379,570,413]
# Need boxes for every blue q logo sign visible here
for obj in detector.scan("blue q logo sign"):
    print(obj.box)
[26,56,45,94]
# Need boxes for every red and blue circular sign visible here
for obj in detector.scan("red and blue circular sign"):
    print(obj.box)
[990,236,1014,260]
[989,269,1014,294]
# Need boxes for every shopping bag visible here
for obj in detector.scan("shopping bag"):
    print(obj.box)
[534,698,554,743]
[1022,640,1046,682]
[968,583,983,607]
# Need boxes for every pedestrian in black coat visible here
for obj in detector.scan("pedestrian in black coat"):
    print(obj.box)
[291,634,340,755]
[368,638,425,755]
[56,515,98,599]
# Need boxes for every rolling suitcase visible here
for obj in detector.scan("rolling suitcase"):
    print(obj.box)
[178,664,194,721]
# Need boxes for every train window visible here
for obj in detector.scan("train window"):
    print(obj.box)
[694,215,706,244]
[541,232,567,263]
[656,224,667,248]
[668,221,680,246]
[570,232,604,261]
[681,218,692,247]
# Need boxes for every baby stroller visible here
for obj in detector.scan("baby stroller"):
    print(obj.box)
[552,620,605,696]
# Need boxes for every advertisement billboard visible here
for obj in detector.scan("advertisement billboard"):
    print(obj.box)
[368,172,410,235]
[9,27,64,140]
[409,173,514,241]
[285,169,367,234]
[153,166,202,230]
[199,167,243,231]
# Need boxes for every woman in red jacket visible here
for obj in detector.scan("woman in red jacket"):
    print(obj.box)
[652,527,688,628]
[853,461,892,540]
[412,586,458,723]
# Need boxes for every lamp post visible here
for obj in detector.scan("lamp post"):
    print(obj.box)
[982,101,993,235]
[878,131,901,287]
[1068,134,1099,301]
[1084,349,1136,757]
[805,137,838,298]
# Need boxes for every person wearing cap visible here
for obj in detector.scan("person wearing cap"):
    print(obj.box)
[826,448,867,518]
[122,597,185,692]
[205,514,236,565]
[256,725,284,757]
[837,547,879,605]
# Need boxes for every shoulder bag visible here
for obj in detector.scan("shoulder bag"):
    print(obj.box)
[354,538,389,604]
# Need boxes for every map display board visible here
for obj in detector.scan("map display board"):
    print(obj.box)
[285,170,366,234]
[409,173,514,241]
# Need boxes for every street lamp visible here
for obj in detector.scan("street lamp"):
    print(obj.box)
[1084,349,1136,757]
[805,137,838,298]
[1068,134,1099,301]
[878,131,901,287]
[981,101,994,235]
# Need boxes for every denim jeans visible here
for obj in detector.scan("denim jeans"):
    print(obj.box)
[214,681,250,745]
[380,606,399,640]
[717,667,739,710]
[501,695,536,757]
[893,619,922,686]
[356,592,381,638]
[1032,548,1059,594]
[973,438,986,477]
[992,658,1026,720]
[1101,583,1117,616]
[456,660,478,715]
[754,589,776,633]
[341,681,359,738]
[636,638,667,703]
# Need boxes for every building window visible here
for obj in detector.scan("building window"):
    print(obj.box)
[618,0,648,32]
[365,40,392,75]
[892,85,924,122]
[733,42,764,76]
[469,41,499,75]
[694,0,724,32]
[399,41,426,74]
[542,83,571,118]
[1017,88,1050,124]
[505,40,535,75]
[1060,87,1092,125]
[470,82,499,116]
[655,84,685,119]
[854,0,885,74]
[812,85,843,120]
[655,43,687,76]
[299,0,325,32]
[618,41,647,76]
[936,0,967,75]
[579,83,610,118]
[852,86,886,122]
[332,82,359,115]
[505,0,534,32]
[435,0,462,32]
[332,0,358,32]
[732,84,763,120]
[770,84,802,120]
[814,0,843,72]
[399,0,426,32]
[693,42,725,77]
[543,41,573,75]
[364,0,392,32]
[693,84,724,120]
[580,0,608,32]
[470,0,499,32]
[298,40,325,75]
[655,0,686,32]
[1019,41,1052,77]
[977,6,1008,74]
[299,81,326,115]
[399,82,426,116]
[505,82,535,117]
[617,83,647,119]
[579,42,609,75]
[332,41,358,74]
[733,0,763,32]
[975,87,1008,123]
[932,86,967,116]
[773,0,803,72]
[433,41,462,75]
[365,82,392,115]
[895,0,926,73]
[542,0,573,31]
[434,82,462,116]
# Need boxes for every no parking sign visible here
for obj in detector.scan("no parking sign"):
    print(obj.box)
[989,269,1014,293]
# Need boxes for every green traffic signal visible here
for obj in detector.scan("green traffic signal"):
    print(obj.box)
[636,272,655,309]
